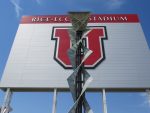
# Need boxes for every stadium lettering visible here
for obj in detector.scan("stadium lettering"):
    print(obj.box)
[31,16,128,23]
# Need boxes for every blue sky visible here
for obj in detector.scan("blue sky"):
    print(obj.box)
[0,0,150,113]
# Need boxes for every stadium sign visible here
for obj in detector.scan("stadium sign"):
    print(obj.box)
[0,14,150,91]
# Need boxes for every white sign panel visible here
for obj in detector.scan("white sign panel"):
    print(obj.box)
[0,14,150,91]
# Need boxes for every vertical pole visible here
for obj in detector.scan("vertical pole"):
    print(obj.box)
[75,31,83,113]
[1,88,13,113]
[146,89,150,106]
[52,89,57,113]
[69,12,90,113]
[102,89,108,113]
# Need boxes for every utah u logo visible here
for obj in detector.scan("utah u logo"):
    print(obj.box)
[52,26,107,69]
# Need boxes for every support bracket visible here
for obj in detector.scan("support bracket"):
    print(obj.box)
[0,88,13,113]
